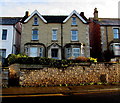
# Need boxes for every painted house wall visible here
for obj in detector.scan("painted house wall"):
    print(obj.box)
[0,25,14,58]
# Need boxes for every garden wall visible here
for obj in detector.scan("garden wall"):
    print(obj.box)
[9,63,120,86]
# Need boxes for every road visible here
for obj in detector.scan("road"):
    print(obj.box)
[2,91,120,103]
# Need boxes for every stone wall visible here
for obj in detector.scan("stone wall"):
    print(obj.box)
[1,67,9,87]
[9,63,120,87]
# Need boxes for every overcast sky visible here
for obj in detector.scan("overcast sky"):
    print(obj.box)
[0,0,120,18]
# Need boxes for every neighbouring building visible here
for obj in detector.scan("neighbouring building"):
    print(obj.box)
[89,8,120,61]
[21,10,90,59]
[0,17,22,63]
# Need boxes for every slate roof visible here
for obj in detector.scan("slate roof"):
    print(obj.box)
[43,15,67,23]
[95,18,120,26]
[0,17,22,25]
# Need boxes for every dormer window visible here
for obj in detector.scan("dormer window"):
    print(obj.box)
[72,17,77,25]
[34,17,38,25]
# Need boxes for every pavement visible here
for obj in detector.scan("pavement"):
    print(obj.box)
[1,84,120,97]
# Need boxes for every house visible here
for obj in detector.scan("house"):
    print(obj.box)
[21,10,90,59]
[0,17,22,63]
[89,8,120,61]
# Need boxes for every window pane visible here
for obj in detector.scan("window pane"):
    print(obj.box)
[2,30,7,40]
[34,17,38,25]
[32,30,38,40]
[73,48,80,58]
[52,30,57,40]
[0,49,6,58]
[30,47,37,57]
[71,30,78,41]
[39,48,43,57]
[72,17,77,25]
[113,28,119,39]
[66,48,71,59]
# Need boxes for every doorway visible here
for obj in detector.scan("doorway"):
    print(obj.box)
[51,49,58,59]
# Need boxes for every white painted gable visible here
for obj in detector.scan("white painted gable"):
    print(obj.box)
[63,10,87,24]
[24,10,47,23]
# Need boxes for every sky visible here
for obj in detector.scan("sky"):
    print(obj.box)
[0,0,120,18]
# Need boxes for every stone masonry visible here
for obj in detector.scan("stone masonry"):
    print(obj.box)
[9,63,120,87]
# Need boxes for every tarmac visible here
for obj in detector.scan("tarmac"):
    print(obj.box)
[1,84,120,97]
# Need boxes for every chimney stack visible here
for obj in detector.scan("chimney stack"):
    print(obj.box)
[93,8,98,21]
[25,11,30,17]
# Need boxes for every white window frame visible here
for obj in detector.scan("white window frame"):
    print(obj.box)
[29,47,38,57]
[39,48,43,57]
[66,48,71,59]
[72,17,77,25]
[113,44,120,56]
[113,28,119,39]
[71,30,78,41]
[72,48,80,58]
[52,29,57,40]
[34,17,38,25]
[32,29,39,40]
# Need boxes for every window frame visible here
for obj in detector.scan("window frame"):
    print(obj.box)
[52,29,57,40]
[72,48,80,58]
[2,29,7,40]
[113,28,119,39]
[29,47,38,57]
[71,30,78,41]
[72,17,77,25]
[114,44,120,56]
[33,17,39,25]
[32,29,39,40]
[39,47,43,57]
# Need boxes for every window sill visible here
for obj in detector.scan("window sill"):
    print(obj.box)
[32,24,39,26]
[31,40,39,42]
[71,40,79,42]
[51,40,58,42]
[71,24,78,26]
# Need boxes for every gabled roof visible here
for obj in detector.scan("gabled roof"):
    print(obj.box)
[63,10,87,24]
[24,10,47,23]
[43,16,67,23]
[0,17,22,25]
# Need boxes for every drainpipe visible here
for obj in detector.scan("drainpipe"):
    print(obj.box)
[105,26,109,49]
[61,23,64,59]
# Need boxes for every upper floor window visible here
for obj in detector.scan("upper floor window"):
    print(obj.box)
[113,28,119,39]
[52,29,57,40]
[32,29,38,40]
[2,29,7,40]
[34,17,38,25]
[72,17,77,25]
[71,30,78,41]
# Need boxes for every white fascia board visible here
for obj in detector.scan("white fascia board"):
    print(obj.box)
[63,10,87,24]
[24,10,47,23]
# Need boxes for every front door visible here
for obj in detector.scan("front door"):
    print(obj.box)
[51,49,58,59]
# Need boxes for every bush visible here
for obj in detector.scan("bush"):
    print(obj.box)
[75,56,89,62]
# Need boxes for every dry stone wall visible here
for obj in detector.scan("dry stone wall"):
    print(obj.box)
[9,63,120,87]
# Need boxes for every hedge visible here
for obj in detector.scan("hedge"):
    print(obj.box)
[7,54,95,68]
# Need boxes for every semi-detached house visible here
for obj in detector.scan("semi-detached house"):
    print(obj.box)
[21,10,90,59]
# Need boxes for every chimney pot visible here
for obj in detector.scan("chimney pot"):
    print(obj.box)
[94,8,98,21]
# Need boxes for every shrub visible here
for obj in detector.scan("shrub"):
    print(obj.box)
[75,56,89,62]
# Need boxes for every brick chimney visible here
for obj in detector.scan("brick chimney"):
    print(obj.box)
[93,8,98,21]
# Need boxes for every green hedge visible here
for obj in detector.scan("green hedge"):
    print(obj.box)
[7,54,92,68]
